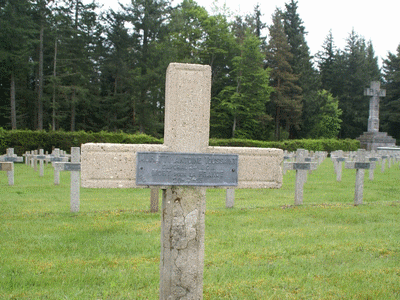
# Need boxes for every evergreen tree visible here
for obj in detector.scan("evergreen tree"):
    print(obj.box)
[99,9,135,132]
[266,9,301,140]
[122,0,171,135]
[168,0,207,63]
[283,0,319,138]
[338,30,381,138]
[215,30,272,139]
[316,30,336,93]
[0,0,36,129]
[54,0,102,131]
[381,44,400,141]
[304,90,342,138]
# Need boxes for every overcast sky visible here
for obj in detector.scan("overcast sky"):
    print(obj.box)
[93,0,399,66]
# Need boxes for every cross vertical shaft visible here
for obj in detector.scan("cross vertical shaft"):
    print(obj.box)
[364,81,385,133]
[160,63,211,300]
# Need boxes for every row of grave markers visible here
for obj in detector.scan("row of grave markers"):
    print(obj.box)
[1,147,81,213]
[2,146,399,211]
[282,148,400,206]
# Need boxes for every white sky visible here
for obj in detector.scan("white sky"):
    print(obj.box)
[94,0,400,65]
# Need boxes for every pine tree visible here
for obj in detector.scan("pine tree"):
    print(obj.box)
[316,30,337,92]
[122,0,171,135]
[381,44,400,140]
[338,30,381,138]
[266,8,301,140]
[216,30,272,139]
[283,0,319,138]
[0,0,36,129]
[99,9,135,132]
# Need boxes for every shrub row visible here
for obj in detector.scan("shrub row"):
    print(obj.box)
[0,129,359,155]
[209,138,360,152]
[0,130,162,155]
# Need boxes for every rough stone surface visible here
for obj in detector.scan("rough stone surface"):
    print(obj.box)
[160,187,206,300]
[151,188,160,213]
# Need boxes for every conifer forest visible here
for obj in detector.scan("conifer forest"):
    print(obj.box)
[1,0,399,141]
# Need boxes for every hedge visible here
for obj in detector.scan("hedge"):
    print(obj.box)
[0,129,359,155]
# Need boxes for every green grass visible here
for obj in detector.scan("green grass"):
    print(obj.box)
[1,160,400,299]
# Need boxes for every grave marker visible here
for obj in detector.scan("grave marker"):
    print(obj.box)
[283,149,317,205]
[81,63,283,299]
[54,147,81,212]
[358,81,396,150]
[331,150,346,182]
[345,149,375,205]
[0,148,23,185]
[34,149,47,177]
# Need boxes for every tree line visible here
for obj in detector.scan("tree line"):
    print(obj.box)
[0,0,399,142]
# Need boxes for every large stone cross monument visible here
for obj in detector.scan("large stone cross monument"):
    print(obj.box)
[81,63,283,299]
[357,81,396,150]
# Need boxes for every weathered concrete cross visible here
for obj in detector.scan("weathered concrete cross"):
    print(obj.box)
[81,63,283,299]
[54,147,81,212]
[364,81,386,133]
[0,148,23,185]
[283,149,317,205]
[345,149,375,205]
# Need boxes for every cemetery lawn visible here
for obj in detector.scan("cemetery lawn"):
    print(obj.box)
[1,160,399,299]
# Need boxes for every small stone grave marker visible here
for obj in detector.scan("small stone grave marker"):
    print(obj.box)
[0,148,23,185]
[345,149,375,205]
[284,149,317,205]
[54,147,81,212]
[331,150,346,182]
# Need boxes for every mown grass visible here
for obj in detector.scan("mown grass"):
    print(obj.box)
[0,159,399,299]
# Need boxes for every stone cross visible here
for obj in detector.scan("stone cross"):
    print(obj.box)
[283,149,317,205]
[367,151,378,181]
[0,148,23,185]
[50,148,69,185]
[331,150,346,182]
[364,81,386,133]
[81,63,283,299]
[33,149,47,177]
[345,149,375,205]
[54,147,81,212]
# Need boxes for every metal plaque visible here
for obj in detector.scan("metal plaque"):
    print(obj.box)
[50,157,64,162]
[36,155,47,160]
[0,162,12,171]
[354,162,370,169]
[335,157,346,162]
[136,152,238,186]
[293,162,312,170]
[63,163,81,172]
[369,158,378,162]
[304,158,312,162]
[4,157,23,162]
